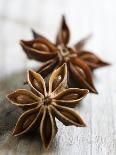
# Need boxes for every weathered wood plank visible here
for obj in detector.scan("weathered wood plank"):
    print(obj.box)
[0,0,116,154]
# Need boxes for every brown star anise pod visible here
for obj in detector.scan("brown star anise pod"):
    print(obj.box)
[20,16,109,93]
[6,64,89,149]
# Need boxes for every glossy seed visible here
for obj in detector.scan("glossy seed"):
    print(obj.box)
[62,31,67,40]
[23,114,36,129]
[33,43,50,52]
[33,79,43,94]
[75,66,86,79]
[60,109,77,122]
[17,95,35,104]
[62,94,79,100]
[52,75,62,90]
[81,54,98,63]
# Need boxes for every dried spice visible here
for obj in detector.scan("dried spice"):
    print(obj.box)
[7,64,89,149]
[20,16,109,93]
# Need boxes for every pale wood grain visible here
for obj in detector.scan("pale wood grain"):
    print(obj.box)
[0,0,116,154]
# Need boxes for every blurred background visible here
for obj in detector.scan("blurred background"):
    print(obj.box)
[0,0,115,77]
[0,0,116,154]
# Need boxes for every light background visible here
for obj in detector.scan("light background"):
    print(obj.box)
[0,0,116,155]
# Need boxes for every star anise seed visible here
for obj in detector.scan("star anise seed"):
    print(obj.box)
[7,64,89,149]
[20,16,109,93]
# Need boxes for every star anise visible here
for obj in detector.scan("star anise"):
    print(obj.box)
[20,16,109,93]
[6,64,89,149]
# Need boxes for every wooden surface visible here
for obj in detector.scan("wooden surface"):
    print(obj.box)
[0,0,116,154]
